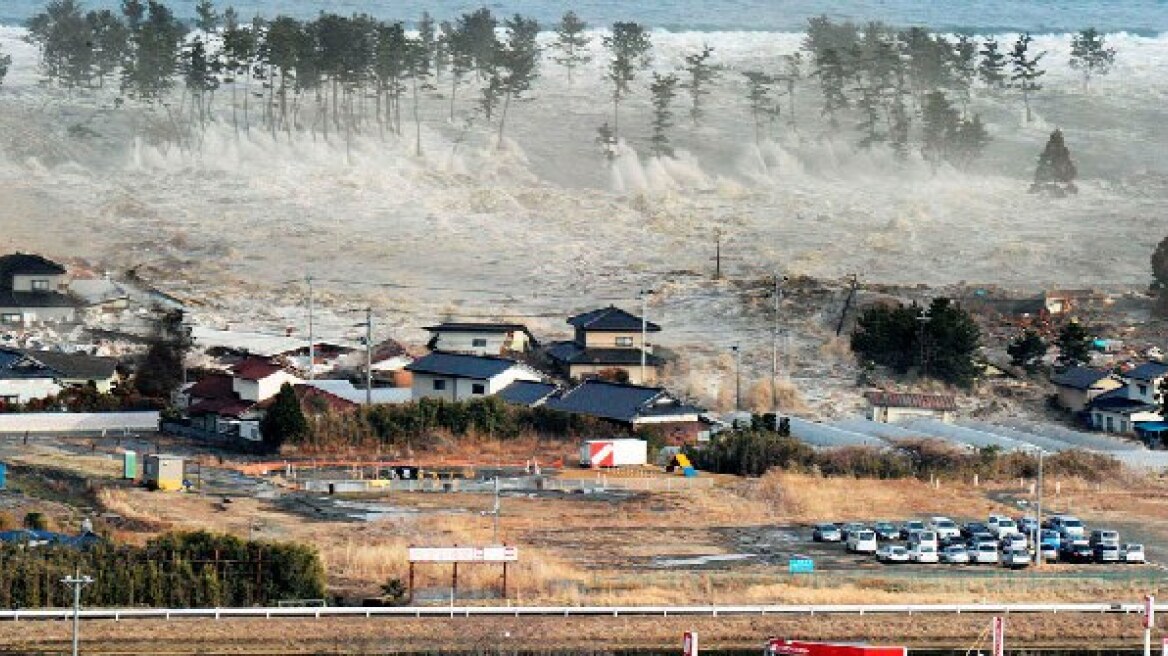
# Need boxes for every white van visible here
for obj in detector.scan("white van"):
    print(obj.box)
[1049,515,1085,539]
[988,515,1019,538]
[847,529,878,554]
[929,517,961,540]
[909,529,938,550]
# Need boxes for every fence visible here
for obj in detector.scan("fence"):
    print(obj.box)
[0,412,159,435]
[296,474,713,494]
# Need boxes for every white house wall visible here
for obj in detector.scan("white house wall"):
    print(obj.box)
[1126,377,1166,406]
[233,371,302,403]
[411,366,543,402]
[0,378,62,403]
[10,274,67,293]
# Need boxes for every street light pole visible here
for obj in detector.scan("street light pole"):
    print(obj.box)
[639,289,654,384]
[61,570,93,656]
[306,275,315,381]
[732,345,742,411]
[772,274,787,412]
[1035,448,1045,566]
[365,307,373,407]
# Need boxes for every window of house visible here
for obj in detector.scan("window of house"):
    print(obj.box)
[472,338,488,348]
[472,383,486,395]
[1120,420,1129,433]
[30,279,49,291]
[0,314,21,324]
[433,379,447,391]
[0,395,17,405]
[1105,416,1114,432]
[1139,384,1148,396]
[615,336,634,347]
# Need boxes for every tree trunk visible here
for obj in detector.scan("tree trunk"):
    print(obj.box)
[413,76,423,157]
[496,91,511,150]
[449,74,458,122]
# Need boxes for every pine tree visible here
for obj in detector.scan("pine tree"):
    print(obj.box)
[1010,32,1045,123]
[815,48,849,127]
[1150,235,1168,317]
[602,22,652,142]
[978,37,1007,89]
[0,45,10,90]
[1031,128,1078,195]
[1069,27,1116,91]
[920,91,958,166]
[780,53,802,128]
[405,33,434,156]
[682,44,719,126]
[221,11,256,135]
[260,383,308,453]
[743,70,779,145]
[194,0,218,33]
[888,88,911,159]
[416,12,436,72]
[1055,320,1092,367]
[952,114,990,169]
[87,9,129,89]
[952,35,977,109]
[550,11,591,85]
[1007,329,1048,372]
[493,14,540,148]
[648,72,679,157]
[135,308,191,399]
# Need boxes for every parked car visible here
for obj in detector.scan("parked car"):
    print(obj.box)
[1089,529,1120,547]
[873,522,900,541]
[841,522,867,540]
[929,517,961,540]
[973,542,999,564]
[962,522,989,538]
[813,523,843,542]
[1000,533,1028,552]
[1001,546,1031,569]
[1040,529,1061,550]
[1062,539,1093,563]
[1017,515,1039,535]
[1048,515,1086,540]
[988,515,1019,538]
[901,519,926,539]
[1121,543,1146,564]
[910,543,939,564]
[1039,541,1059,563]
[909,530,939,550]
[877,544,910,563]
[1094,543,1121,563]
[968,532,996,549]
[847,529,878,554]
[941,545,970,564]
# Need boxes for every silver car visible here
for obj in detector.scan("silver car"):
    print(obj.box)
[941,545,970,564]
[973,542,999,564]
[1122,543,1146,564]
[1001,546,1031,569]
[1095,543,1121,563]
[877,544,910,563]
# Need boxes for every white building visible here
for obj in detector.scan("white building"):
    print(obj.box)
[423,322,535,357]
[231,358,303,402]
[406,352,544,402]
[866,391,958,424]
[0,253,78,325]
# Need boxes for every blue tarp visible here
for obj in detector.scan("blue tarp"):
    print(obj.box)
[0,530,102,549]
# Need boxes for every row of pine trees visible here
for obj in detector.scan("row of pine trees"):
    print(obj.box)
[0,531,326,608]
[4,1,1120,165]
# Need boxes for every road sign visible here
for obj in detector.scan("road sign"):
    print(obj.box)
[992,616,1005,656]
[683,631,699,656]
[788,558,815,574]
[407,546,518,563]
[1147,595,1156,629]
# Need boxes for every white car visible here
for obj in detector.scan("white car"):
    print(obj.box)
[1122,543,1146,564]
[847,529,878,554]
[1001,546,1031,569]
[973,542,1000,564]
[929,516,961,540]
[877,544,910,563]
[1000,532,1027,551]
[911,544,939,563]
[909,530,939,550]
[1049,515,1086,540]
[988,515,1019,538]
[941,545,970,564]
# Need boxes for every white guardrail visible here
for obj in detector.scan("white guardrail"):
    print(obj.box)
[0,602,1159,622]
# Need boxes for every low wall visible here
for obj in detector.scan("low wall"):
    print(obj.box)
[0,412,160,434]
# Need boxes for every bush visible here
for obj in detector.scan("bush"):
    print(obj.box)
[23,512,53,531]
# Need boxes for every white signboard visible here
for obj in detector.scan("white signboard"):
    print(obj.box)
[408,546,519,563]
[992,616,1005,656]
[1147,595,1156,630]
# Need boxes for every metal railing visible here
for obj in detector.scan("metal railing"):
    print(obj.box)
[0,601,1158,622]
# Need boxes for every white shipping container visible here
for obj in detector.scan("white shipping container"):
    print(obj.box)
[580,439,648,468]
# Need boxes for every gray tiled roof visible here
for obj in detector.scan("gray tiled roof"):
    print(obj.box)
[567,306,660,332]
[546,341,664,366]
[406,352,527,380]
[0,253,66,280]
[1050,366,1112,390]
[21,350,118,381]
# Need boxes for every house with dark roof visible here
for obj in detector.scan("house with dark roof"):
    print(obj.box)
[1123,362,1168,407]
[424,322,535,356]
[1050,366,1123,413]
[865,391,958,424]
[406,352,544,402]
[19,350,119,392]
[182,358,302,438]
[0,253,79,325]
[0,349,62,404]
[1087,387,1161,435]
[546,306,663,385]
[544,379,708,443]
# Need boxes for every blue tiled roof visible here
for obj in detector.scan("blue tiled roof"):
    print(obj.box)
[567,306,660,332]
[545,380,702,423]
[1050,366,1111,390]
[405,352,528,380]
[496,381,559,406]
[1127,362,1168,381]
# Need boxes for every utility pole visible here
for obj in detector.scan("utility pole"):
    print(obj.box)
[306,275,315,381]
[364,307,373,407]
[917,307,931,379]
[1035,448,1045,566]
[835,273,859,336]
[772,274,787,411]
[61,570,93,656]
[640,289,654,384]
[732,344,742,411]
[713,229,722,280]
